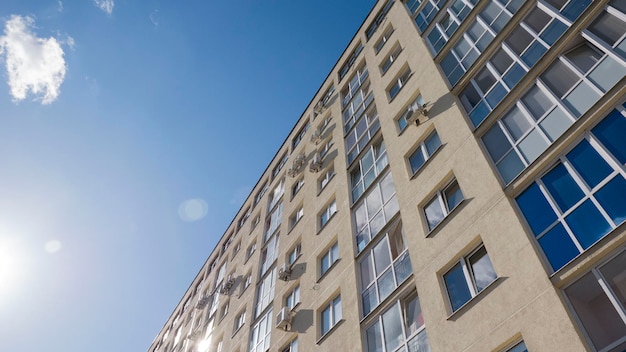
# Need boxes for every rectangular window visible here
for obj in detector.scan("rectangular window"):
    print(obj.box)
[289,206,304,230]
[380,43,403,75]
[440,0,524,86]
[364,291,429,352]
[359,221,413,316]
[388,65,412,100]
[220,300,229,320]
[288,243,301,265]
[320,199,337,228]
[342,62,373,133]
[249,308,272,352]
[339,42,364,80]
[425,0,477,54]
[350,140,389,202]
[423,178,464,231]
[413,0,448,32]
[246,242,257,261]
[292,121,310,149]
[238,207,251,230]
[355,172,400,252]
[504,341,527,352]
[564,250,626,352]
[260,235,279,275]
[273,153,289,179]
[408,130,441,175]
[443,244,497,312]
[268,178,285,210]
[366,0,394,40]
[255,268,276,318]
[320,242,340,276]
[265,202,283,241]
[281,339,298,352]
[515,107,626,272]
[374,25,394,54]
[319,165,335,192]
[321,295,342,336]
[242,272,252,292]
[234,310,246,332]
[291,177,304,198]
[319,140,334,159]
[285,285,301,310]
[345,103,380,165]
[254,182,268,206]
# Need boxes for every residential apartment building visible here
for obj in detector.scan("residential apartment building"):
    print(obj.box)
[148,0,626,351]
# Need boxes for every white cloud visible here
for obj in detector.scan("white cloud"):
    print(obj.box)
[149,9,160,28]
[94,0,114,15]
[0,16,67,104]
[58,1,64,12]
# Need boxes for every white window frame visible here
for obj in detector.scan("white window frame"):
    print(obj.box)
[374,25,394,54]
[285,284,301,310]
[320,199,337,228]
[319,165,336,192]
[320,295,342,336]
[387,65,413,101]
[320,242,340,276]
[380,43,403,75]
[407,130,442,175]
[423,178,464,231]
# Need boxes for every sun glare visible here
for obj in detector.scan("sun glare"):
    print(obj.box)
[0,238,27,297]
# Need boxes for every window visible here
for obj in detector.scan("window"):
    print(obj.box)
[374,25,394,54]
[366,0,394,40]
[319,165,335,191]
[344,103,380,165]
[412,0,447,32]
[220,300,229,320]
[440,0,524,85]
[342,62,373,133]
[222,234,233,253]
[281,339,298,352]
[285,284,301,310]
[251,214,260,230]
[388,65,412,100]
[564,250,626,352]
[246,242,257,261]
[254,182,268,206]
[249,308,272,352]
[359,221,413,316]
[516,108,626,272]
[320,199,337,228]
[255,268,276,318]
[268,178,285,211]
[232,241,241,258]
[339,42,364,80]
[291,177,304,198]
[350,140,389,202]
[504,341,528,352]
[354,172,400,252]
[242,272,252,292]
[396,94,426,132]
[260,235,279,275]
[380,43,402,75]
[265,202,283,241]
[292,121,310,149]
[234,310,246,333]
[364,292,429,352]
[425,0,477,54]
[273,153,289,179]
[320,242,340,276]
[423,179,464,231]
[289,206,304,230]
[288,243,302,265]
[408,130,441,175]
[443,244,497,312]
[320,295,342,336]
[319,140,334,159]
[238,207,251,230]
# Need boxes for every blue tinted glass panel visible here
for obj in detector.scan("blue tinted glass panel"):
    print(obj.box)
[593,110,626,164]
[499,152,525,184]
[486,83,507,108]
[542,164,584,211]
[470,101,490,127]
[522,42,547,66]
[409,149,426,174]
[566,199,611,249]
[541,21,568,45]
[595,175,626,226]
[538,223,579,271]
[567,139,613,188]
[561,0,592,21]
[516,183,557,236]
[425,132,441,155]
[444,262,472,311]
[503,63,525,88]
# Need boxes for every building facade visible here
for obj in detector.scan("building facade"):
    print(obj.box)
[148,0,626,351]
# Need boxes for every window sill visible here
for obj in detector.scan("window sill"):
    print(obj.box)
[316,319,345,345]
[446,277,503,321]
[231,324,245,338]
[425,199,468,238]
[317,258,341,284]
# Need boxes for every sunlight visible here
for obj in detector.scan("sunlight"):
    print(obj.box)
[0,237,26,296]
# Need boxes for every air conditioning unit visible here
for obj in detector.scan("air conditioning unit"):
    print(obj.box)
[276,306,292,331]
[196,295,210,309]
[309,152,323,173]
[219,275,235,295]
[278,263,292,281]
[310,128,323,145]
[406,102,428,125]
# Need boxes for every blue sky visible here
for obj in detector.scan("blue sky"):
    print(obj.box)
[0,1,375,350]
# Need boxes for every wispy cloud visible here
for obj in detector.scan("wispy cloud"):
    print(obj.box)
[57,1,64,12]
[0,16,67,104]
[149,9,160,28]
[93,0,114,15]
